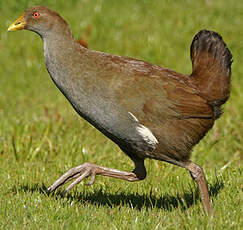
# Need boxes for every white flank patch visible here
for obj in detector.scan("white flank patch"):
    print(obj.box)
[136,124,158,147]
[128,112,158,148]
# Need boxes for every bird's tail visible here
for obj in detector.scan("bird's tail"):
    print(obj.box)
[190,30,232,119]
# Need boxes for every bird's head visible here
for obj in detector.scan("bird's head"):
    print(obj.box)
[8,6,70,38]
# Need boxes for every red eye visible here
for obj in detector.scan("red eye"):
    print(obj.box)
[33,11,40,18]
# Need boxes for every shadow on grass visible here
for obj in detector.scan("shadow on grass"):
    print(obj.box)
[16,177,224,212]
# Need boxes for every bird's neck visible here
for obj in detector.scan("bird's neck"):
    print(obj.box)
[42,30,86,79]
[43,30,75,59]
[41,29,91,111]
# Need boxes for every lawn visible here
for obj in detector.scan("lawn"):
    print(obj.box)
[0,0,242,229]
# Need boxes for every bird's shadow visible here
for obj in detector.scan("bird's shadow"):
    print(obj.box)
[14,176,224,212]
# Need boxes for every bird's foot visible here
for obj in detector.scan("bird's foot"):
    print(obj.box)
[47,162,142,195]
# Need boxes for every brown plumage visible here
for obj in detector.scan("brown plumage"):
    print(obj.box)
[8,6,232,215]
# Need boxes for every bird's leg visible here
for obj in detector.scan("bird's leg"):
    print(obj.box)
[185,161,214,216]
[47,159,146,195]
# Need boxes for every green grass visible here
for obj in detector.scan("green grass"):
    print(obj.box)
[0,0,242,229]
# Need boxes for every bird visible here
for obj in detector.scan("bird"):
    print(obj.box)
[8,6,232,215]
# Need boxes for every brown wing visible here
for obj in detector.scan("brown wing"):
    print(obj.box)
[111,66,213,125]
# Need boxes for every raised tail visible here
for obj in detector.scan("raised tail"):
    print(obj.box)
[190,30,232,119]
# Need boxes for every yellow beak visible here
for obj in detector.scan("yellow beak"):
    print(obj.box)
[8,14,26,31]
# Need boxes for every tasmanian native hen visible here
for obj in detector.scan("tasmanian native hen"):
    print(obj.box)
[8,6,232,215]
